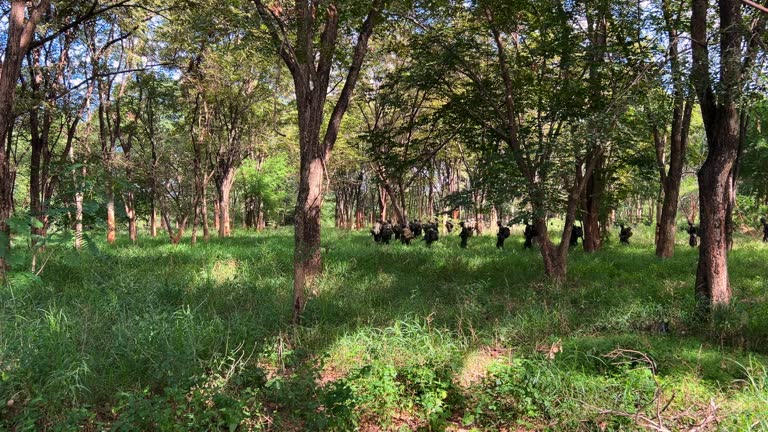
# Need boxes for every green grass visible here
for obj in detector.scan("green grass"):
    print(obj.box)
[1,226,767,430]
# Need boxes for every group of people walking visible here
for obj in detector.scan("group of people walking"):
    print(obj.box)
[369,218,597,250]
[369,216,768,249]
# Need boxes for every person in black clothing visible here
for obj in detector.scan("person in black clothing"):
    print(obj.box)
[381,220,393,244]
[413,219,423,237]
[445,219,454,234]
[393,223,403,241]
[459,221,473,249]
[762,217,768,242]
[619,224,633,244]
[401,225,414,245]
[686,221,699,247]
[523,220,537,249]
[570,225,583,247]
[496,221,511,249]
[423,222,439,247]
[370,220,382,243]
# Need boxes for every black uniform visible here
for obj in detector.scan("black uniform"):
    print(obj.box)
[459,222,472,249]
[445,220,454,233]
[570,225,583,247]
[371,221,382,243]
[686,222,699,247]
[381,221,393,244]
[424,223,439,247]
[619,224,633,244]
[523,222,537,249]
[401,226,414,245]
[496,222,510,249]
[393,223,403,241]
[413,220,423,237]
[762,217,768,242]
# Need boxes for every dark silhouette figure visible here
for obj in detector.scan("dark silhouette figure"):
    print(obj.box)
[381,220,393,244]
[619,224,633,245]
[370,220,382,243]
[459,221,473,249]
[393,223,403,241]
[423,222,439,247]
[412,219,423,237]
[762,217,768,242]
[523,220,537,249]
[401,225,414,245]
[445,219,454,233]
[496,221,511,249]
[686,221,699,247]
[570,225,584,247]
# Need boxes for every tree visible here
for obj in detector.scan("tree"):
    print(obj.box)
[252,0,385,323]
[0,0,50,275]
[690,0,765,313]
[650,0,694,258]
[411,0,648,279]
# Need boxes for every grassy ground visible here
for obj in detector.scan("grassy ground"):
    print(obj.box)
[1,225,767,431]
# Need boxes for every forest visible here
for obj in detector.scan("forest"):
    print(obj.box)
[1,0,768,430]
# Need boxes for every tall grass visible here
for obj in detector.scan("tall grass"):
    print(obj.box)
[0,226,766,430]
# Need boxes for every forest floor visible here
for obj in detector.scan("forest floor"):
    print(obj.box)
[1,225,767,431]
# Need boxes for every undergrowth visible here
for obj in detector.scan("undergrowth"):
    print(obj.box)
[1,226,767,430]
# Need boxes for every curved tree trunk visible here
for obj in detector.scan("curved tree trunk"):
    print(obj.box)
[694,114,738,311]
[690,0,745,315]
[655,100,693,258]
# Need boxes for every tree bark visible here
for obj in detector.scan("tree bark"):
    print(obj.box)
[0,1,50,274]
[582,152,605,252]
[217,167,236,238]
[691,0,744,314]
[655,100,693,257]
[254,0,383,323]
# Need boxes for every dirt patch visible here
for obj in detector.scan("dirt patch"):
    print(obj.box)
[457,346,512,388]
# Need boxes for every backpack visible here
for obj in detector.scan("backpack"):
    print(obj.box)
[501,226,510,239]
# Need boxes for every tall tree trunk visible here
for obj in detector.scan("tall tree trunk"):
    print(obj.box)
[150,204,158,237]
[0,0,49,276]
[695,116,738,310]
[106,184,116,244]
[213,201,220,232]
[378,187,387,221]
[293,148,324,324]
[217,168,236,238]
[124,145,137,243]
[202,183,210,240]
[655,99,694,258]
[582,153,605,252]
[725,112,748,251]
[691,0,744,314]
[254,0,383,324]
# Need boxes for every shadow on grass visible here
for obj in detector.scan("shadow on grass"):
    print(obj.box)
[2,227,767,428]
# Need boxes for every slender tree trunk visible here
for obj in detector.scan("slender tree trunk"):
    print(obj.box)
[378,187,387,221]
[217,168,236,238]
[583,153,605,252]
[0,1,49,276]
[655,100,693,257]
[213,201,220,232]
[292,142,324,324]
[107,184,116,244]
[202,183,210,240]
[726,112,748,251]
[150,204,158,237]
